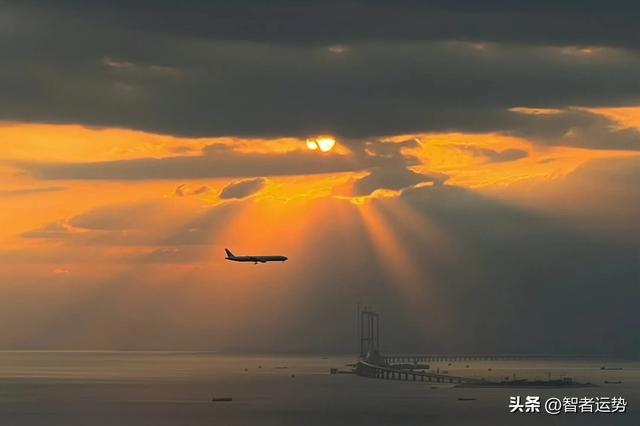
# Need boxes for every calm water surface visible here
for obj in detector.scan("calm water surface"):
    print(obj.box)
[0,352,637,425]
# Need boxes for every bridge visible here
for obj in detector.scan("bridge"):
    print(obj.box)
[381,353,592,363]
[351,309,604,386]
[355,359,479,384]
[353,309,491,384]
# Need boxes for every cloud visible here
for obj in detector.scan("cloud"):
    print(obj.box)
[68,203,151,230]
[505,156,640,234]
[18,201,203,248]
[18,145,366,180]
[174,184,211,197]
[20,221,74,239]
[8,162,640,354]
[459,146,528,163]
[3,3,640,140]
[509,107,640,150]
[508,107,563,116]
[350,166,445,196]
[324,138,449,196]
[2,1,640,355]
[139,247,203,264]
[6,1,640,48]
[19,209,144,242]
[219,178,266,199]
[7,215,639,353]
[571,156,640,186]
[16,139,423,180]
[0,186,66,197]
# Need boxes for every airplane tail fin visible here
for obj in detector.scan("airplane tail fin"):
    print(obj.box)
[225,248,235,258]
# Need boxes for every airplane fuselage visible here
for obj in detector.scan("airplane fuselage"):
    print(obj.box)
[224,249,287,263]
[226,255,288,263]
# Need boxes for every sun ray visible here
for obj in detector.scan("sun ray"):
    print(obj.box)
[356,199,433,317]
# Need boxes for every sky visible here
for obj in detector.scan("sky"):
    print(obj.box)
[0,1,639,356]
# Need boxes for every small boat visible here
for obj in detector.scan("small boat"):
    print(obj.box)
[458,397,477,401]
[600,366,623,370]
[604,380,622,384]
[211,397,233,402]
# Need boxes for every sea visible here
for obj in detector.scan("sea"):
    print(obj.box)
[0,351,637,425]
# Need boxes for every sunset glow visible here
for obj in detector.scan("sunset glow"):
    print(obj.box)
[306,136,336,152]
[1,0,639,368]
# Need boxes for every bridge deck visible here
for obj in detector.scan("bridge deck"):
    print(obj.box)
[356,360,481,384]
[382,354,605,363]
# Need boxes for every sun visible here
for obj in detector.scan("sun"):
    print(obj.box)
[306,136,336,152]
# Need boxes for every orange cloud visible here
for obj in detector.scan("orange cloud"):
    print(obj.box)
[508,106,563,115]
[387,132,633,188]
[585,106,640,131]
[0,123,340,165]
[1,122,637,260]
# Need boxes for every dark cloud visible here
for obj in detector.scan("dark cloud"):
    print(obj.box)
[344,139,447,195]
[2,2,640,140]
[459,146,528,163]
[7,1,640,48]
[219,178,266,199]
[350,166,445,196]
[15,140,419,180]
[18,147,363,180]
[508,108,640,150]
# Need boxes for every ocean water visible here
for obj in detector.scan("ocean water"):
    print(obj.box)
[0,352,637,425]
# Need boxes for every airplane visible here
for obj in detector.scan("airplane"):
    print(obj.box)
[225,248,288,264]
